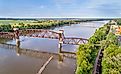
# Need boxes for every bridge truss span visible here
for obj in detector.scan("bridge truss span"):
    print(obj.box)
[0,32,15,39]
[0,28,88,45]
[63,37,88,45]
[19,29,61,39]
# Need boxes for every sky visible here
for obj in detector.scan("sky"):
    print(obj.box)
[0,0,121,18]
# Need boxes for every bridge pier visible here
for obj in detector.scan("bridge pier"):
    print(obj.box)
[16,40,21,56]
[13,28,21,56]
[58,30,64,62]
[58,42,63,62]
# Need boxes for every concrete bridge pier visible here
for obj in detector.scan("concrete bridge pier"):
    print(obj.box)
[58,42,63,62]
[58,30,64,62]
[13,28,20,46]
[16,41,21,56]
[14,37,21,56]
[13,28,21,56]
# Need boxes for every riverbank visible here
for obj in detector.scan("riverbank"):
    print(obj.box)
[0,20,77,32]
[0,19,110,32]
[76,23,110,74]
[76,20,121,74]
[101,20,121,74]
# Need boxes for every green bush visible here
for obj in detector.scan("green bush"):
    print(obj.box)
[76,43,99,74]
[0,24,12,32]
[102,32,120,74]
[102,44,121,74]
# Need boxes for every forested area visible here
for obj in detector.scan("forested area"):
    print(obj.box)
[102,33,120,74]
[76,24,110,74]
[101,21,121,74]
[76,20,121,74]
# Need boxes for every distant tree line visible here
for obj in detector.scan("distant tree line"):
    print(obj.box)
[0,20,76,32]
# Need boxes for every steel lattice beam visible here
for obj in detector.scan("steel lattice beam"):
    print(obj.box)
[19,29,60,39]
[63,37,88,45]
[0,29,88,45]
[0,32,14,39]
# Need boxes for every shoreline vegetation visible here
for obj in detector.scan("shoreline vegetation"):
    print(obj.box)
[101,20,121,74]
[76,23,110,74]
[0,19,109,32]
[76,20,121,74]
[0,20,77,32]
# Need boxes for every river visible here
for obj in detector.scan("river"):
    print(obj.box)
[0,20,109,74]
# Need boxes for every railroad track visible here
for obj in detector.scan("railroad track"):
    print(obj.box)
[93,48,104,74]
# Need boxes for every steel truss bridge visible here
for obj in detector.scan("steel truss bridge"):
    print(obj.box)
[0,29,88,45]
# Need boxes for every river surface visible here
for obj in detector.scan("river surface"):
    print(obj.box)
[0,21,109,74]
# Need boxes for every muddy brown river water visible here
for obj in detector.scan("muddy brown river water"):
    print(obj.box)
[0,21,109,74]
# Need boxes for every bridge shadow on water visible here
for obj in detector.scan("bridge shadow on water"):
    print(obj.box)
[0,43,76,60]
[0,43,76,74]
